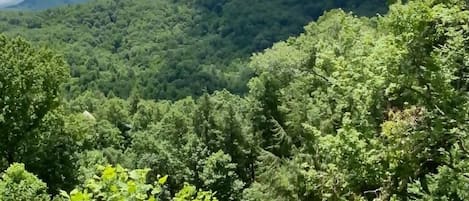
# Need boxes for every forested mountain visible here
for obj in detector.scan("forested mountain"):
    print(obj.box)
[1,0,469,201]
[0,0,387,100]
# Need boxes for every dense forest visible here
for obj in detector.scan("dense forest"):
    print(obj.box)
[0,0,387,99]
[1,0,469,200]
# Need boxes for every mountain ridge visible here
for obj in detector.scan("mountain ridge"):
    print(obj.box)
[1,0,87,9]
[0,0,24,8]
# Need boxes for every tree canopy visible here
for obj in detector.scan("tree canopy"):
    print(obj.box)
[0,0,387,100]
[0,34,68,164]
[1,0,469,200]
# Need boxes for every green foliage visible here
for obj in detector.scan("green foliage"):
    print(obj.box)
[2,0,469,201]
[61,165,166,201]
[19,109,85,192]
[0,163,50,201]
[0,0,386,100]
[242,0,469,200]
[58,165,218,201]
[200,151,243,201]
[174,183,218,201]
[0,34,69,164]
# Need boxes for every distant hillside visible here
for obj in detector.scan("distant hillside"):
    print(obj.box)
[1,0,87,9]
[0,0,23,8]
[0,0,387,100]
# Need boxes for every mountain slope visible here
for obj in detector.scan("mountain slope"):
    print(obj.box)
[0,0,387,100]
[2,0,87,9]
